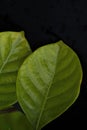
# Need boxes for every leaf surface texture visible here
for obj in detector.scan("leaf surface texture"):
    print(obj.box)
[0,31,32,109]
[17,41,82,130]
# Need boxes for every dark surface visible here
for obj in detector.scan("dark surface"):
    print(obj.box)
[0,0,87,129]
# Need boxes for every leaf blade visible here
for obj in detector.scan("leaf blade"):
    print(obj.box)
[0,31,32,110]
[17,40,82,130]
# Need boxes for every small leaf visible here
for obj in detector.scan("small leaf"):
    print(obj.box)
[0,111,31,130]
[17,41,82,130]
[0,31,32,110]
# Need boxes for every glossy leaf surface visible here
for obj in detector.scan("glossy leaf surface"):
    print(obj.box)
[0,31,32,110]
[17,41,82,130]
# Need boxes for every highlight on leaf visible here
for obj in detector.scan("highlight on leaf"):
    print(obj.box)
[16,40,82,130]
[0,31,32,110]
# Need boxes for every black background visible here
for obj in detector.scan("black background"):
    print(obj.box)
[0,0,87,129]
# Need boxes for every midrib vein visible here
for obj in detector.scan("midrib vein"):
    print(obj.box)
[0,42,13,73]
[0,51,12,73]
[36,46,59,130]
[0,36,20,74]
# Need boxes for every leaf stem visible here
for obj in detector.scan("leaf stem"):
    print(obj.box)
[0,107,18,114]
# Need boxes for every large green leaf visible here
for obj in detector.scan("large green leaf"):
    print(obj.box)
[17,40,82,130]
[0,31,32,110]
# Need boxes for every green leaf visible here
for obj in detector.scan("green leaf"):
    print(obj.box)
[0,111,31,130]
[17,40,82,130]
[0,31,32,110]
